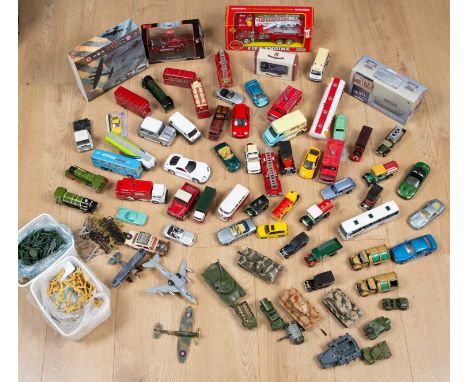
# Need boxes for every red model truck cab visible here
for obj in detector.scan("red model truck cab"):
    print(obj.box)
[350,125,373,162]
[319,138,345,184]
[167,182,200,220]
[115,178,167,204]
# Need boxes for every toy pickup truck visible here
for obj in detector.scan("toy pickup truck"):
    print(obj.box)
[300,199,334,230]
[208,105,230,140]
[167,182,200,220]
[271,191,300,221]
[304,237,343,267]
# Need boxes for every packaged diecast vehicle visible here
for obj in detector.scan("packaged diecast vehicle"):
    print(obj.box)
[390,234,438,263]
[214,142,241,172]
[397,162,430,200]
[245,79,269,108]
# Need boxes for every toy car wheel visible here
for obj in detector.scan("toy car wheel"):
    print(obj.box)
[125,197,134,201]
[275,39,284,44]
[192,178,200,184]
[285,39,294,45]
[242,38,251,44]
[125,233,132,240]
[169,170,175,175]
[138,132,144,138]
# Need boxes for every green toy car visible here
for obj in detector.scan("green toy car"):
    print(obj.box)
[213,142,241,172]
[332,114,347,141]
[363,316,391,340]
[382,297,409,311]
[362,341,392,365]
[397,162,430,200]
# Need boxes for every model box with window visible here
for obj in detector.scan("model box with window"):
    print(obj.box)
[348,56,427,125]
[141,19,205,64]
[225,5,314,52]
[254,48,298,81]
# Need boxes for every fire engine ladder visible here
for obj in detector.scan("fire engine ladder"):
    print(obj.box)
[264,152,278,189]
[218,50,229,84]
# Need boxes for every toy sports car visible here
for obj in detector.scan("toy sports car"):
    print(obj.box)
[245,79,269,108]
[116,207,147,226]
[216,88,243,106]
[162,224,196,246]
[397,162,430,200]
[216,218,257,245]
[214,142,241,172]
[408,198,445,229]
[299,147,321,179]
[164,154,211,184]
[390,234,438,263]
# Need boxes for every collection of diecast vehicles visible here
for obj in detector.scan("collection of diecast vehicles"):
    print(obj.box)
[43,12,445,369]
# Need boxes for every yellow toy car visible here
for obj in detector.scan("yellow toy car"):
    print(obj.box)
[257,222,288,239]
[299,147,321,179]
[110,115,122,134]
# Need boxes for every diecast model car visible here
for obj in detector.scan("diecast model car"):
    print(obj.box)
[363,316,391,340]
[257,222,288,239]
[216,218,257,245]
[382,297,409,311]
[408,198,445,229]
[216,88,244,105]
[232,103,250,138]
[162,224,196,246]
[116,207,147,226]
[260,62,288,76]
[360,184,383,211]
[245,143,261,174]
[279,232,309,259]
[214,142,241,172]
[110,114,122,134]
[164,154,211,184]
[299,147,321,179]
[397,162,430,200]
[321,177,356,200]
[244,194,269,217]
[167,182,200,221]
[332,114,347,141]
[390,234,438,264]
[245,79,269,108]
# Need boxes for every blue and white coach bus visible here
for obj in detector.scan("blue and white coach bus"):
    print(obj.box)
[91,149,143,179]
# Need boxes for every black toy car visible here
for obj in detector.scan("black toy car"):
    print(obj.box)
[278,141,296,175]
[304,271,335,292]
[244,195,269,217]
[360,183,383,210]
[260,62,289,76]
[279,232,309,259]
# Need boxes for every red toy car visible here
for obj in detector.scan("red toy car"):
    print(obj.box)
[232,103,250,138]
[167,182,200,220]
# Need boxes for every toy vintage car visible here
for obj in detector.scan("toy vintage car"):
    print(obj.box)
[279,232,309,259]
[362,341,392,365]
[208,105,230,140]
[382,297,409,311]
[299,147,321,179]
[363,316,391,340]
[360,183,383,210]
[363,160,399,185]
[408,198,445,229]
[304,270,335,292]
[245,143,261,174]
[124,231,170,255]
[244,194,269,217]
[216,88,243,105]
[214,142,241,172]
[257,222,288,239]
[164,154,211,184]
[332,114,347,140]
[318,334,361,369]
[321,178,356,200]
[245,79,269,108]
[167,182,200,220]
[162,224,196,246]
[397,161,430,200]
[231,103,250,138]
[390,234,438,263]
[277,141,296,175]
[216,218,257,245]
[116,207,147,226]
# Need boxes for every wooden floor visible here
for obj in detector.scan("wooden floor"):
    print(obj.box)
[18,1,450,381]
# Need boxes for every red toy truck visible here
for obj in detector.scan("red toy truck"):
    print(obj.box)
[115,178,167,204]
[267,85,302,121]
[261,151,283,197]
[350,125,373,162]
[318,138,345,184]
[163,68,197,88]
[167,182,200,220]
[271,191,300,221]
[114,86,151,118]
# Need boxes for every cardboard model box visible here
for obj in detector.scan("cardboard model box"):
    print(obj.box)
[141,19,205,64]
[254,48,298,81]
[225,5,314,52]
[348,56,427,125]
[67,19,149,102]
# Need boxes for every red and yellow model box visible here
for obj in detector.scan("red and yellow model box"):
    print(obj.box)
[225,5,314,52]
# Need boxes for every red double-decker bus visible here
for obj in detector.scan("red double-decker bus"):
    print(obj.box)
[163,67,197,88]
[318,138,345,184]
[267,85,302,121]
[114,86,151,118]
[190,79,210,119]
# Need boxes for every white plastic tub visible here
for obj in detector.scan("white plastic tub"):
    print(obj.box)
[29,255,111,341]
[18,213,77,288]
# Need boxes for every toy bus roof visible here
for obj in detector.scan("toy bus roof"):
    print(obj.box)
[271,110,306,133]
[340,201,399,231]
[312,48,329,71]
[92,149,141,169]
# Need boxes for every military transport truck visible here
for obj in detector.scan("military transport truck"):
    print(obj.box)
[304,237,343,267]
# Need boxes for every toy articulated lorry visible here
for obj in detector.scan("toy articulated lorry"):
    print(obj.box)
[304,237,343,267]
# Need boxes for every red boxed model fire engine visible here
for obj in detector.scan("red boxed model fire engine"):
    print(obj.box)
[225,5,314,52]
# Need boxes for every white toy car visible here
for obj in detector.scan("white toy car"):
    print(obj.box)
[162,224,196,247]
[245,143,261,174]
[164,154,211,184]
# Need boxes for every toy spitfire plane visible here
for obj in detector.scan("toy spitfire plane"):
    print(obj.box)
[142,255,197,304]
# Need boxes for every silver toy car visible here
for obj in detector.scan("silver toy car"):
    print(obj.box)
[216,218,257,245]
[162,224,196,247]
[321,177,356,200]
[216,88,244,106]
[408,198,445,230]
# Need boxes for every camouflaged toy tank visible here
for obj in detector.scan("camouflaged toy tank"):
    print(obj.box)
[362,341,392,365]
[279,288,320,331]
[202,260,246,307]
[322,288,363,328]
[237,247,283,283]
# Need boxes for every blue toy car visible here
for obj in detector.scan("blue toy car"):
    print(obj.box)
[390,234,438,263]
[245,79,269,108]
[116,207,148,226]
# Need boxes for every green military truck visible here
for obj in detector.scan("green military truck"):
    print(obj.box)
[192,186,217,223]
[259,298,285,331]
[304,237,343,267]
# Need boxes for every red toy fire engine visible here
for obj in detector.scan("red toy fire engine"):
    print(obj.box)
[115,178,167,204]
[215,49,233,88]
[271,191,300,221]
[114,86,151,118]
[267,85,302,121]
[318,138,345,184]
[225,6,314,51]
[190,79,210,119]
[261,151,282,197]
